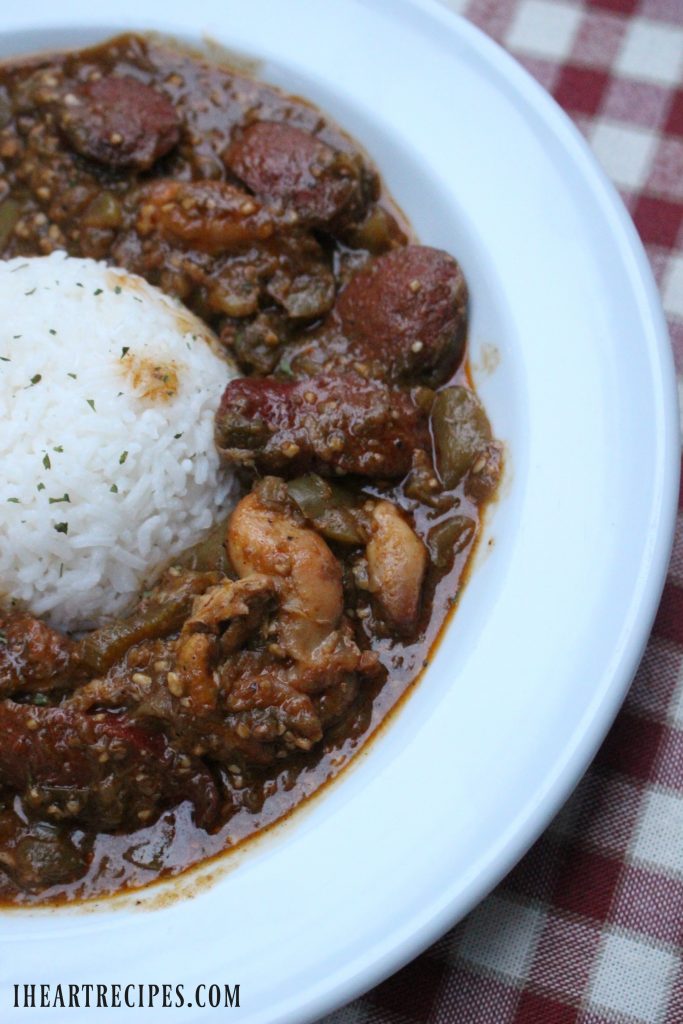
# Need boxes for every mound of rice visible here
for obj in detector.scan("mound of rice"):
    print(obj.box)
[0,251,239,631]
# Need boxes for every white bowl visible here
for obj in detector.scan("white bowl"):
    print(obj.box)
[0,2,678,1022]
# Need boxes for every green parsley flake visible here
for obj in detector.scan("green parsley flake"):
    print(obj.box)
[53,445,64,453]
[54,522,68,535]
[48,494,70,505]
[121,346,130,359]
[6,498,19,504]
[42,454,51,470]
[67,373,77,380]
[37,483,45,492]
[119,451,128,465]
[94,288,103,296]
[114,285,122,294]
[110,483,118,494]
[86,399,96,412]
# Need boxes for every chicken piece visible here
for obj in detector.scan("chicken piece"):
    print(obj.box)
[228,484,342,663]
[366,501,428,634]
[72,575,276,716]
[173,633,217,713]
[183,575,276,650]
[171,575,277,713]
[226,480,377,691]
[131,180,335,321]
[136,180,293,254]
[68,489,376,767]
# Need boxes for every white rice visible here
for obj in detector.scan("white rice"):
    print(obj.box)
[0,251,240,631]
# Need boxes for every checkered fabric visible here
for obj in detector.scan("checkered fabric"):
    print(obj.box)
[319,2,683,1022]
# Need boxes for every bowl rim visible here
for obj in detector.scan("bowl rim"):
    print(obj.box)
[298,7,680,1017]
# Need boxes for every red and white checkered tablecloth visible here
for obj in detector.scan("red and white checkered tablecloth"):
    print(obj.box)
[320,1,683,1022]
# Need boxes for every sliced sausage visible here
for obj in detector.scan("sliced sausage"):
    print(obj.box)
[334,245,468,385]
[431,385,492,489]
[215,373,429,478]
[224,121,367,228]
[58,75,180,170]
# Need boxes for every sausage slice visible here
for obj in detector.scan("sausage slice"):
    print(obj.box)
[334,245,468,385]
[215,373,429,478]
[59,75,180,170]
[225,121,367,228]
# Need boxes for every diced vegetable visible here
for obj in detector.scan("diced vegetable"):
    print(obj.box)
[0,818,87,891]
[175,518,231,575]
[77,601,188,675]
[82,191,122,229]
[0,199,20,249]
[432,386,492,489]
[428,515,476,570]
[76,571,219,674]
[314,507,365,546]
[287,473,364,545]
[287,472,330,519]
[0,91,12,129]
[12,830,86,889]
[342,205,403,254]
